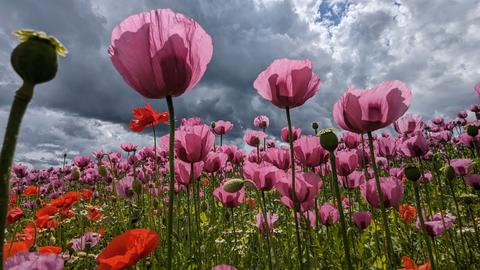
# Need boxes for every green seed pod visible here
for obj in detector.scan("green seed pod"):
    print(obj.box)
[223,178,245,193]
[466,124,479,137]
[318,128,338,151]
[71,166,80,181]
[404,165,421,181]
[11,38,58,84]
[311,122,319,130]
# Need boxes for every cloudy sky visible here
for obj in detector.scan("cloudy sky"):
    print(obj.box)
[0,0,479,168]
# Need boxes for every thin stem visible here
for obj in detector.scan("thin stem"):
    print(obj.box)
[412,181,436,270]
[367,132,395,268]
[285,107,304,270]
[165,96,176,270]
[328,151,353,270]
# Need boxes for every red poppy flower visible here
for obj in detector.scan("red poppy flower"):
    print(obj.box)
[23,185,39,196]
[88,205,103,221]
[129,103,168,132]
[3,239,34,260]
[37,246,62,254]
[96,228,159,270]
[9,194,17,206]
[35,205,58,219]
[35,216,59,229]
[400,256,430,270]
[7,207,24,225]
[399,204,416,223]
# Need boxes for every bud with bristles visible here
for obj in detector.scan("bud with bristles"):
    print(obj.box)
[71,166,80,181]
[311,122,319,130]
[98,165,108,177]
[223,178,245,193]
[132,179,142,195]
[444,166,456,181]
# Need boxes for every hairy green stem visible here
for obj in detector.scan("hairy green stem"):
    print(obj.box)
[0,82,34,268]
[285,107,303,269]
[367,132,395,268]
[165,96,176,270]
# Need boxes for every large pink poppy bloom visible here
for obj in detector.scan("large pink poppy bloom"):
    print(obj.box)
[253,58,321,109]
[333,80,412,134]
[109,9,213,99]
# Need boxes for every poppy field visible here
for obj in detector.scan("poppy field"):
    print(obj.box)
[1,7,480,270]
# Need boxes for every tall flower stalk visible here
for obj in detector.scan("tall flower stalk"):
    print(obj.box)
[0,29,67,268]
[319,129,353,270]
[367,132,395,267]
[286,107,304,269]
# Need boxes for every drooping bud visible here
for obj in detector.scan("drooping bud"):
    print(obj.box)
[404,165,421,182]
[318,128,338,152]
[132,179,142,195]
[223,178,245,193]
[311,122,319,130]
[71,166,80,181]
[444,166,456,181]
[98,165,108,177]
[210,121,216,129]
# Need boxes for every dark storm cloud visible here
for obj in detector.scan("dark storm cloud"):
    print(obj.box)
[0,0,479,167]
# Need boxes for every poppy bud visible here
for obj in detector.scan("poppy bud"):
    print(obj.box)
[201,201,208,212]
[132,179,142,195]
[318,128,338,151]
[404,166,421,181]
[210,121,216,129]
[459,194,477,205]
[311,122,319,130]
[78,251,87,258]
[49,235,56,244]
[71,166,80,181]
[444,165,456,181]
[466,124,479,137]
[98,165,108,177]
[223,178,244,193]
[432,154,442,171]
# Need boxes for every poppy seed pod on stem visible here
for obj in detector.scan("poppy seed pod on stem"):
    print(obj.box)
[466,124,479,137]
[404,166,421,182]
[318,128,338,151]
[0,29,67,268]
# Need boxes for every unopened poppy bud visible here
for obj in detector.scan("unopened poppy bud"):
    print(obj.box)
[98,165,108,177]
[318,128,338,151]
[444,166,456,181]
[466,124,479,137]
[311,122,319,130]
[223,178,244,193]
[432,155,442,171]
[11,29,67,84]
[77,251,87,258]
[210,121,216,128]
[201,201,208,212]
[459,194,477,205]
[71,166,80,181]
[132,179,142,195]
[49,235,56,244]
[404,166,421,181]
